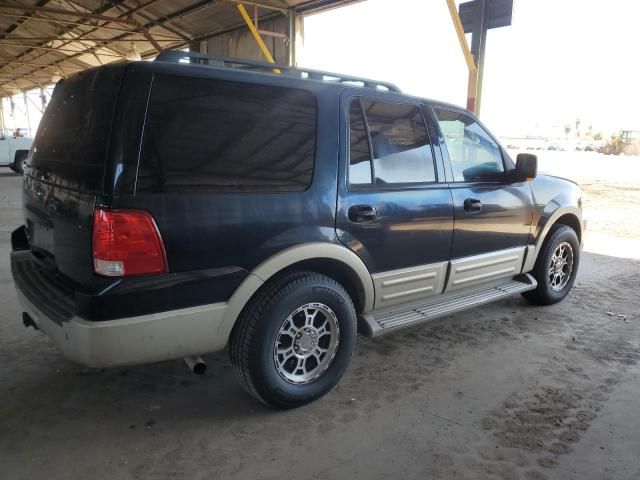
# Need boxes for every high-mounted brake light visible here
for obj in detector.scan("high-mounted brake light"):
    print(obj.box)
[92,209,168,277]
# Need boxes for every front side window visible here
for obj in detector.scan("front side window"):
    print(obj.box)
[434,108,504,182]
[138,75,316,193]
[348,98,436,187]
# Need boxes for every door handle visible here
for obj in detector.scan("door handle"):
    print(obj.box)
[348,205,377,223]
[463,198,482,213]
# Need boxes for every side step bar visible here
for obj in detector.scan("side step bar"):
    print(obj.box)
[359,274,537,337]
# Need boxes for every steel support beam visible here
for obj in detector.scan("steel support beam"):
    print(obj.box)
[287,9,296,66]
[0,5,166,52]
[0,5,143,28]
[23,92,32,136]
[0,37,177,43]
[224,0,288,15]
[0,100,5,133]
[0,41,123,56]
[470,0,489,115]
[236,3,280,73]
[446,0,478,113]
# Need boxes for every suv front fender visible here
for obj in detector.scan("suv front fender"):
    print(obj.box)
[524,175,584,272]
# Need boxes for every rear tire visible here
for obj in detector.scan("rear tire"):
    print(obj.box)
[523,224,580,305]
[229,271,357,409]
[12,151,28,174]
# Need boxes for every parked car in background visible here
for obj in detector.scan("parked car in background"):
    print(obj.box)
[0,131,32,173]
[11,51,584,408]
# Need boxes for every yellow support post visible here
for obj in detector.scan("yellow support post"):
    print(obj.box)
[236,3,281,73]
[446,0,478,112]
[446,0,476,73]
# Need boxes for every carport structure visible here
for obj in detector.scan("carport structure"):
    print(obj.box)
[0,0,358,133]
[0,0,509,134]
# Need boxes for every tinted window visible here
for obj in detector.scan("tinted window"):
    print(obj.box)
[434,109,504,182]
[348,99,372,185]
[31,67,124,191]
[359,99,435,185]
[138,75,316,193]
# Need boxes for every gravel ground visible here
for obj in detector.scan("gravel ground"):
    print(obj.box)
[1,153,639,480]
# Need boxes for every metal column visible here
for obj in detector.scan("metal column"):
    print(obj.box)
[23,92,32,137]
[446,0,478,113]
[236,2,281,72]
[0,99,5,133]
[469,0,489,115]
[449,0,513,115]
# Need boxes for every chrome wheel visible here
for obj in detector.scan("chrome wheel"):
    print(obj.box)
[273,302,340,384]
[548,241,574,291]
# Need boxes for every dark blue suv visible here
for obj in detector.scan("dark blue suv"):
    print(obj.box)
[11,51,583,408]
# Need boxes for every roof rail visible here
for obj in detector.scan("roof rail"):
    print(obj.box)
[154,50,401,93]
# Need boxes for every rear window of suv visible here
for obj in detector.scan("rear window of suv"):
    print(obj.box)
[137,74,317,193]
[30,67,124,191]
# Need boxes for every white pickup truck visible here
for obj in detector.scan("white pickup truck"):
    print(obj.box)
[0,132,32,173]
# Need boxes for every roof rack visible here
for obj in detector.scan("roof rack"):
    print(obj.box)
[154,50,401,93]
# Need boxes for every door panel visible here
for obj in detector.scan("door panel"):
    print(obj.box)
[336,92,454,278]
[336,188,454,273]
[372,261,447,308]
[0,135,10,164]
[446,246,525,291]
[430,106,533,269]
[449,184,533,258]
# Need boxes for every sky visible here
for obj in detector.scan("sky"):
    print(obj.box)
[302,0,640,138]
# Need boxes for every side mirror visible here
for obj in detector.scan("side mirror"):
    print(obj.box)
[512,153,537,182]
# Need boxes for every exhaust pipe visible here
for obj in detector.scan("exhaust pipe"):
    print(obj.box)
[184,356,207,375]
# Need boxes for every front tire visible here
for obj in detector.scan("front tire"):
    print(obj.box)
[523,224,580,305]
[229,271,357,408]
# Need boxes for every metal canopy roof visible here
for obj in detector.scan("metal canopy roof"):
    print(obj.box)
[0,0,354,96]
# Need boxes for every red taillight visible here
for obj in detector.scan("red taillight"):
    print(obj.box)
[92,209,168,277]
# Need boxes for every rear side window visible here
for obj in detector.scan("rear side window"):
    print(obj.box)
[138,75,316,193]
[348,98,436,187]
[31,67,124,191]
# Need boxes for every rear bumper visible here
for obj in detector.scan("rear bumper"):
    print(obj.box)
[16,288,229,368]
[11,230,240,367]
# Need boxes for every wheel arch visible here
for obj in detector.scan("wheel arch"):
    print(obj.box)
[532,206,583,264]
[217,242,375,348]
[554,213,582,244]
[13,149,29,163]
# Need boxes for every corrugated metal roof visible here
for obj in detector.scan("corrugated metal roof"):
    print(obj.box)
[0,0,358,96]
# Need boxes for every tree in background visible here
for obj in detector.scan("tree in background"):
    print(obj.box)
[564,124,571,140]
[575,118,581,138]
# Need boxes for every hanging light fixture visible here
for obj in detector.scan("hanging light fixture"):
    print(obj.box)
[51,68,62,83]
[125,42,141,61]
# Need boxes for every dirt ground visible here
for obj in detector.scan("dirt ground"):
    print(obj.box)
[1,152,639,480]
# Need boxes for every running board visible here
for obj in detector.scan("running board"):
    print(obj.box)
[359,274,537,337]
